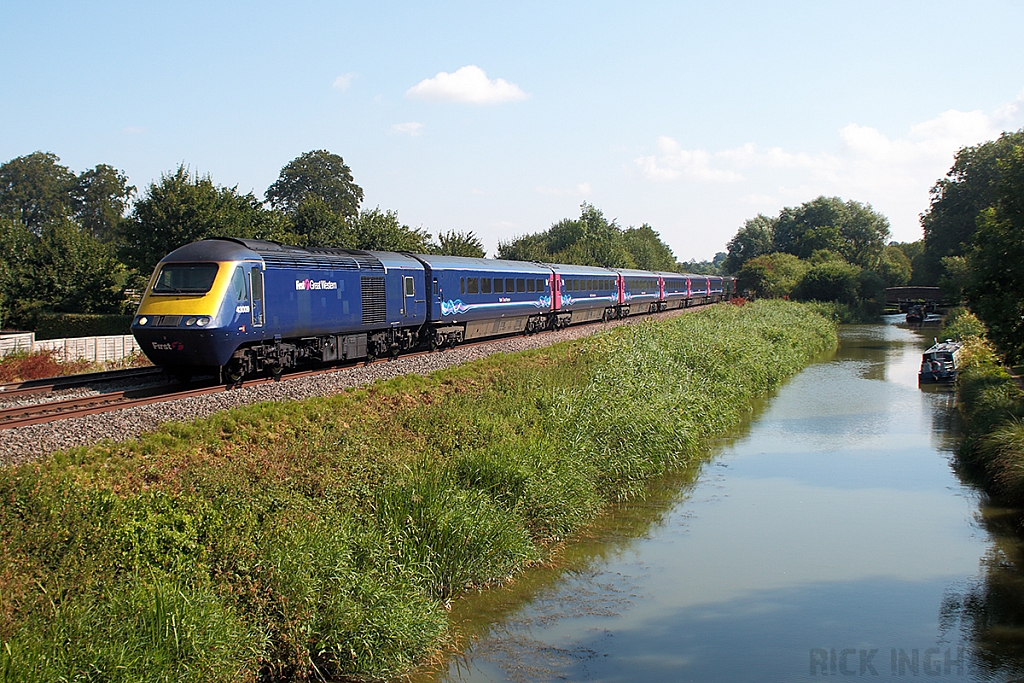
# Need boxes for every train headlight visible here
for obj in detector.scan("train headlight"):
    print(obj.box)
[185,317,197,326]
[195,317,211,327]
[137,316,148,326]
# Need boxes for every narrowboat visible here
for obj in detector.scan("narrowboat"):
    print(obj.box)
[918,340,962,384]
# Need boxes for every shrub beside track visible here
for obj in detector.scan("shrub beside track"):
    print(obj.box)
[0,300,836,682]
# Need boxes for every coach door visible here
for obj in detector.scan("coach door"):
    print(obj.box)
[403,271,424,322]
[250,267,265,328]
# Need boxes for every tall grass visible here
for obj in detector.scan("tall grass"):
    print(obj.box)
[0,300,836,681]
[955,334,1024,504]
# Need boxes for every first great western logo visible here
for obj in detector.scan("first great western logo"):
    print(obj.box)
[295,279,338,291]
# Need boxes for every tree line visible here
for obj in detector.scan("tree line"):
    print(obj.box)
[722,195,911,318]
[721,126,1024,360]
[496,202,702,273]
[0,148,700,332]
[0,150,485,330]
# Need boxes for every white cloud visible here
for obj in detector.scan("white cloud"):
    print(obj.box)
[406,65,527,104]
[994,89,1024,121]
[332,72,357,91]
[634,93,1024,241]
[534,182,592,197]
[636,136,744,183]
[391,121,424,136]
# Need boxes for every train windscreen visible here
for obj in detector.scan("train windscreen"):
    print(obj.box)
[152,263,219,294]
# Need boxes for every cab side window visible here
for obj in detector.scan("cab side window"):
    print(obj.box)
[232,266,247,300]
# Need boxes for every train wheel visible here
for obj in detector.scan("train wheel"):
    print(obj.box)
[270,364,283,381]
[224,362,244,384]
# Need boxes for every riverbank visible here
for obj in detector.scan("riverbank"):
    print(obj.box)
[0,301,836,682]
[954,335,1024,506]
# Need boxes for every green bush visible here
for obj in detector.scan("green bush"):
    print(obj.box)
[955,337,1024,503]
[33,312,134,339]
[941,307,986,342]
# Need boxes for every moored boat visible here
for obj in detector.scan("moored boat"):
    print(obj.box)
[919,340,962,384]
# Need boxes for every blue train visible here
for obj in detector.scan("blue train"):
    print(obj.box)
[131,238,734,381]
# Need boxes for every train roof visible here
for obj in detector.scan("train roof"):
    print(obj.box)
[615,268,664,277]
[412,254,552,274]
[543,263,618,276]
[160,238,410,272]
[160,238,262,263]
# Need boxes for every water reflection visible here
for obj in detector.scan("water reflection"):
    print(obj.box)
[411,322,1024,682]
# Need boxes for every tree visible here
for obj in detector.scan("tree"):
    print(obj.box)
[963,143,1024,362]
[433,230,485,257]
[496,203,654,268]
[266,150,364,218]
[72,164,135,242]
[349,207,432,252]
[724,214,776,274]
[620,224,678,271]
[920,129,1024,285]
[792,260,862,305]
[122,165,288,274]
[737,252,808,298]
[291,196,351,248]
[877,245,912,287]
[0,216,129,326]
[0,218,35,327]
[28,218,129,314]
[773,196,890,268]
[0,152,77,232]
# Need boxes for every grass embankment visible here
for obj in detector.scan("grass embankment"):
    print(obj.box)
[948,308,1024,505]
[0,301,836,682]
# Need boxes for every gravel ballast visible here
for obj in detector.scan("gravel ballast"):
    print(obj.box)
[0,307,702,466]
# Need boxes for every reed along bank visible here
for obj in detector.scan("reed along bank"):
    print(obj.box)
[951,334,1024,507]
[0,300,836,682]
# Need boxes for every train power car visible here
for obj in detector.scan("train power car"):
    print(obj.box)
[132,238,427,380]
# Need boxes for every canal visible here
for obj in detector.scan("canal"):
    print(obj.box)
[412,320,1024,682]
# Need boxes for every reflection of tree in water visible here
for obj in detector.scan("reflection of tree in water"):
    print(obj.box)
[939,506,1024,680]
[927,389,962,455]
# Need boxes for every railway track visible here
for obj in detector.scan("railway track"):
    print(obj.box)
[0,304,714,431]
[0,366,167,400]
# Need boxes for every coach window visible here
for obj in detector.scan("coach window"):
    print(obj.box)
[494,278,503,293]
[468,277,479,294]
[404,276,415,296]
[527,278,535,292]
[516,278,525,293]
[537,279,545,291]
[482,278,491,294]
[505,278,514,293]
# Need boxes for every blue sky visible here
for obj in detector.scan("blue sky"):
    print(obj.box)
[2,1,1022,259]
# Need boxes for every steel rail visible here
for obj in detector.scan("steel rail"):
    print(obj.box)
[0,366,167,399]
